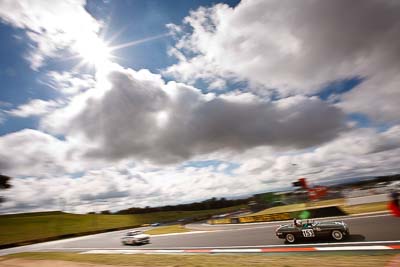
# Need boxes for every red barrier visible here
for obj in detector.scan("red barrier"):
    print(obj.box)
[388,201,400,217]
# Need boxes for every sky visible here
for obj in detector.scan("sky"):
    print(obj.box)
[0,0,400,214]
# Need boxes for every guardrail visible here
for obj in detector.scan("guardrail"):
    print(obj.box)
[344,188,390,198]
[346,193,390,206]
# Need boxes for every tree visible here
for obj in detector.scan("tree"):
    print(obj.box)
[0,174,12,204]
[100,210,111,214]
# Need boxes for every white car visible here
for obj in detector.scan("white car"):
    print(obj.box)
[121,230,150,245]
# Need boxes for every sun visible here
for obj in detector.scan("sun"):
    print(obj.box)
[70,32,170,71]
[74,35,112,69]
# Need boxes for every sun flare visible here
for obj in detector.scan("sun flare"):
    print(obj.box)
[74,36,112,68]
[70,32,170,71]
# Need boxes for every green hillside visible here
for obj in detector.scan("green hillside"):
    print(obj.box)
[0,206,244,246]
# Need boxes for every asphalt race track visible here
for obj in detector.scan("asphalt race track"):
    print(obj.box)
[1,213,400,255]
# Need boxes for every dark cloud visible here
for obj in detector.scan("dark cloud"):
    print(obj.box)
[43,68,347,164]
[80,190,130,201]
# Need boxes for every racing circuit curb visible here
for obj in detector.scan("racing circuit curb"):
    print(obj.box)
[80,245,400,254]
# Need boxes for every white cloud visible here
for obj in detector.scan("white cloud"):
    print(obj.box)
[43,71,96,95]
[1,163,260,214]
[0,0,101,69]
[3,125,400,214]
[0,127,120,178]
[7,99,62,118]
[0,111,6,125]
[338,73,400,124]
[0,101,11,108]
[233,126,400,185]
[0,129,70,177]
[316,126,400,157]
[2,124,400,214]
[165,0,400,106]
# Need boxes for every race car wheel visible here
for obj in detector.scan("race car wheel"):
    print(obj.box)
[285,233,296,243]
[331,230,344,241]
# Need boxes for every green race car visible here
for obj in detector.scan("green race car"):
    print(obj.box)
[275,219,350,243]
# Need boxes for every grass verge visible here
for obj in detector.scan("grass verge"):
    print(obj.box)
[0,205,245,246]
[2,252,400,267]
[251,199,346,216]
[144,224,192,235]
[342,201,388,215]
[251,198,388,217]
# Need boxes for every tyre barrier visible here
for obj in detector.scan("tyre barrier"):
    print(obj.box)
[238,212,291,223]
[207,205,347,225]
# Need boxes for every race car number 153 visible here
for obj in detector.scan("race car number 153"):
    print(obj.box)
[302,229,315,237]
